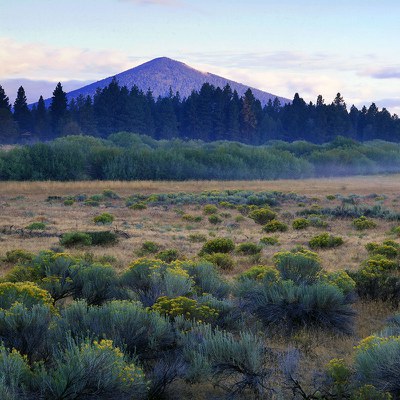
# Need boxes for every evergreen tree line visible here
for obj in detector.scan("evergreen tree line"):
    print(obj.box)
[0,80,399,144]
[1,133,400,181]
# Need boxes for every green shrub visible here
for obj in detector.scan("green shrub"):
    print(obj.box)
[326,194,336,200]
[292,218,310,230]
[309,233,344,249]
[308,215,328,228]
[238,265,279,283]
[84,199,100,207]
[0,281,54,310]
[203,253,234,270]
[3,249,34,264]
[139,241,160,254]
[182,214,202,222]
[41,338,147,399]
[130,202,147,210]
[352,385,392,400]
[353,216,377,230]
[25,222,46,230]
[262,219,288,232]
[93,212,114,225]
[219,201,236,209]
[208,214,222,224]
[85,231,118,246]
[273,250,322,284]
[236,242,262,255]
[203,204,218,214]
[200,238,235,254]
[366,241,400,259]
[323,270,356,294]
[243,282,355,334]
[63,198,74,206]
[60,232,92,247]
[188,233,207,243]
[102,189,120,199]
[363,255,397,271]
[152,296,219,322]
[156,249,180,263]
[249,208,277,225]
[391,226,400,237]
[260,236,279,246]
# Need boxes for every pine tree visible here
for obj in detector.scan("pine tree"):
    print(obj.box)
[13,86,32,132]
[50,82,68,136]
[0,85,18,143]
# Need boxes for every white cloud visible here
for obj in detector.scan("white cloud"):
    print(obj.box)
[0,37,137,81]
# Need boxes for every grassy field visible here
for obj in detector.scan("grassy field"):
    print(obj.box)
[0,175,399,398]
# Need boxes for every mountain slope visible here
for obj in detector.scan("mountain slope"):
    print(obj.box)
[63,57,290,106]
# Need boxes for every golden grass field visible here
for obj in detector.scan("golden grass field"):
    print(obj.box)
[0,175,399,387]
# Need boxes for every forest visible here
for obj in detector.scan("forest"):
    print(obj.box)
[0,80,399,145]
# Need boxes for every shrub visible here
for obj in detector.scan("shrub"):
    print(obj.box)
[236,242,262,255]
[93,212,114,225]
[260,236,279,246]
[308,215,328,228]
[130,202,147,210]
[25,222,46,230]
[0,303,53,361]
[3,249,33,264]
[273,250,322,284]
[309,233,344,249]
[102,189,120,199]
[203,204,218,214]
[60,232,92,247]
[152,296,219,322]
[203,253,234,270]
[238,265,279,283]
[355,335,400,397]
[323,270,356,294]
[208,214,222,224]
[200,238,235,254]
[0,281,54,310]
[353,216,377,230]
[244,282,355,334]
[366,241,400,259]
[156,249,180,263]
[84,199,100,207]
[292,218,310,230]
[182,214,202,222]
[326,194,336,200]
[139,241,160,254]
[188,233,207,243]
[40,338,147,399]
[262,219,288,232]
[391,226,400,237]
[58,300,175,359]
[85,231,118,246]
[249,208,277,225]
[63,198,74,206]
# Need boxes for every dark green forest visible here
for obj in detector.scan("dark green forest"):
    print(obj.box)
[1,133,400,180]
[0,80,399,145]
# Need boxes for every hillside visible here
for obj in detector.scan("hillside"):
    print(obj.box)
[62,57,289,106]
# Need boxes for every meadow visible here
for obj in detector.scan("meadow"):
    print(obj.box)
[1,175,400,399]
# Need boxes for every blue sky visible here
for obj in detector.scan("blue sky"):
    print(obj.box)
[1,0,399,114]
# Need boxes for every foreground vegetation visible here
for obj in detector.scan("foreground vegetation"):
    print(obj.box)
[0,181,400,399]
[2,133,400,180]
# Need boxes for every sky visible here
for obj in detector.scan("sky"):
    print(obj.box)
[1,0,399,114]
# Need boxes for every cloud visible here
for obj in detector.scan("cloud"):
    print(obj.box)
[361,66,400,79]
[0,37,138,81]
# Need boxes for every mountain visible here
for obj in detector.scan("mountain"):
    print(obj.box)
[61,57,290,106]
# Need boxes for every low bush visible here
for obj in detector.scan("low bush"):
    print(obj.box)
[353,216,377,230]
[156,249,180,263]
[249,208,277,225]
[188,233,207,243]
[60,232,92,247]
[262,219,288,233]
[63,198,74,206]
[238,265,279,283]
[292,218,310,230]
[273,250,322,284]
[3,249,34,264]
[152,296,219,322]
[309,233,344,249]
[93,212,114,225]
[236,242,262,255]
[85,231,118,246]
[102,189,120,199]
[182,214,202,222]
[139,241,160,254]
[203,204,218,214]
[208,214,222,224]
[260,236,279,246]
[366,240,400,259]
[203,253,234,270]
[323,270,356,294]
[130,202,147,210]
[200,238,235,254]
[25,222,46,230]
